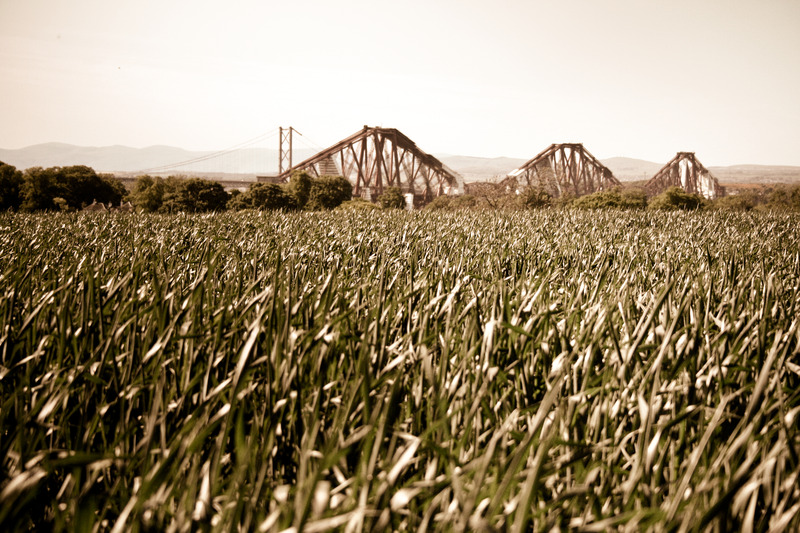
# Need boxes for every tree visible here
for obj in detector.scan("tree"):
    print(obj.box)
[226,189,251,210]
[337,198,380,211]
[571,187,647,209]
[158,176,183,213]
[377,187,406,209]
[619,187,648,209]
[520,187,551,209]
[99,173,128,207]
[710,191,760,211]
[60,165,101,208]
[764,184,800,211]
[647,186,706,210]
[174,178,229,212]
[59,166,124,209]
[131,175,166,212]
[0,161,24,211]
[21,166,60,211]
[307,176,352,210]
[424,194,479,211]
[287,171,312,209]
[248,183,296,210]
[20,165,125,211]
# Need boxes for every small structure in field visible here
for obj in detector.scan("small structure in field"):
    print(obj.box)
[83,200,108,212]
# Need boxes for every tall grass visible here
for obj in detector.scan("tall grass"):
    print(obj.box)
[1,209,798,532]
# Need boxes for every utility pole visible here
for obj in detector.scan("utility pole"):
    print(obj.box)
[279,127,294,175]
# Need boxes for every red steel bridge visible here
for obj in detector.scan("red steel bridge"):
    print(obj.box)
[645,152,725,199]
[135,127,726,203]
[275,126,464,205]
[503,143,620,198]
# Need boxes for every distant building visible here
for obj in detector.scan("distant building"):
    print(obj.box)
[83,200,107,212]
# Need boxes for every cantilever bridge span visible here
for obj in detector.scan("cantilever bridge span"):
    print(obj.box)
[504,143,620,198]
[276,126,464,206]
[645,152,725,199]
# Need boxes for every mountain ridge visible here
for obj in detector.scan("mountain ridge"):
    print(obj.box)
[2,143,799,185]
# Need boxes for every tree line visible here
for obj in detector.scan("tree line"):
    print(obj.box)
[3,159,799,213]
[0,162,126,211]
[427,184,800,211]
[0,161,361,213]
[131,172,355,212]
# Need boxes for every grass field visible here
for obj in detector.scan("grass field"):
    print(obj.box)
[1,209,799,532]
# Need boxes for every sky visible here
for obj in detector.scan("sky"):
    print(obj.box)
[1,0,799,166]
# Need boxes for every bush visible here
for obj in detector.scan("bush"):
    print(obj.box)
[0,161,24,211]
[226,189,251,210]
[174,178,229,212]
[572,187,647,209]
[248,183,297,211]
[336,198,380,211]
[131,175,166,212]
[763,184,800,211]
[21,167,59,211]
[20,165,124,211]
[710,192,759,211]
[424,195,454,210]
[520,187,552,209]
[157,176,184,213]
[307,176,352,210]
[287,171,312,209]
[377,187,406,209]
[619,187,648,208]
[647,186,706,210]
[552,192,577,209]
[424,194,481,211]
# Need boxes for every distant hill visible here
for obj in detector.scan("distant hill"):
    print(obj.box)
[2,143,799,185]
[435,154,527,182]
[0,143,316,177]
[434,155,667,183]
[601,157,665,181]
[707,165,800,185]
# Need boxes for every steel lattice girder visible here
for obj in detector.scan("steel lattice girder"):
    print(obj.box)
[506,143,620,197]
[277,126,465,201]
[645,152,725,200]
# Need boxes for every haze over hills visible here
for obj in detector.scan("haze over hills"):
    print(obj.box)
[2,143,799,185]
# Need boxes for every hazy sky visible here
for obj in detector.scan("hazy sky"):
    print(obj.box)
[1,0,799,165]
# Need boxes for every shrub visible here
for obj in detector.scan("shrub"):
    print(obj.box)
[287,171,312,209]
[248,183,296,210]
[336,198,380,211]
[0,161,24,211]
[423,194,482,211]
[710,192,759,211]
[307,176,352,210]
[174,178,229,212]
[552,191,577,208]
[763,184,800,211]
[226,189,251,210]
[619,187,648,208]
[19,165,124,211]
[647,186,706,210]
[520,187,552,209]
[132,175,166,212]
[377,187,406,209]
[572,187,647,209]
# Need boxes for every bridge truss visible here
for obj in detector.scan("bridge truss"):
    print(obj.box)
[645,152,725,199]
[505,143,620,197]
[277,126,464,204]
